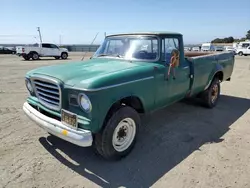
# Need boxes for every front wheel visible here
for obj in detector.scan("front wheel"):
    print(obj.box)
[94,106,140,160]
[238,51,243,56]
[201,77,220,108]
[61,52,68,59]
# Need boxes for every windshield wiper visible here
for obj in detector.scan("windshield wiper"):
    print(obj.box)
[97,54,110,57]
[97,54,123,58]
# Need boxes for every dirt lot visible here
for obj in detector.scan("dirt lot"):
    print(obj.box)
[0,53,250,188]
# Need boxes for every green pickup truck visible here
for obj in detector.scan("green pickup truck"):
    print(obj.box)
[23,32,235,160]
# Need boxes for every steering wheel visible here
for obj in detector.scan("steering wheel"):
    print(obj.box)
[138,50,148,54]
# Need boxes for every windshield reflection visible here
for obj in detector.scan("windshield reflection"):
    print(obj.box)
[93,35,159,61]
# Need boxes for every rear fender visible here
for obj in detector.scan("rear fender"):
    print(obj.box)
[204,63,223,90]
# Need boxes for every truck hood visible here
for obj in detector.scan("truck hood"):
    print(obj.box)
[59,48,68,52]
[27,58,155,89]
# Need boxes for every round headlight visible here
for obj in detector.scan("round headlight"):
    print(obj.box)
[25,79,33,93]
[79,93,92,112]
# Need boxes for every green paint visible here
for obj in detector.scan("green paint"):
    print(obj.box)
[25,32,235,133]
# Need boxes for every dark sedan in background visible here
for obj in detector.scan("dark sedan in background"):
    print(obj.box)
[0,46,16,54]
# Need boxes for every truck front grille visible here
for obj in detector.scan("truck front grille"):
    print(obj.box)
[32,78,61,111]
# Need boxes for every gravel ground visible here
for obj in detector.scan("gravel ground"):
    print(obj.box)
[0,53,250,188]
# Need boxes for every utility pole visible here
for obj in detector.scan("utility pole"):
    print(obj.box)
[37,27,42,46]
[59,35,62,46]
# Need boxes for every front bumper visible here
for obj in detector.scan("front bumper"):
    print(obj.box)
[23,102,93,147]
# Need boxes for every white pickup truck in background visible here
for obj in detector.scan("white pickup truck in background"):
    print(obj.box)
[236,46,250,56]
[16,43,68,60]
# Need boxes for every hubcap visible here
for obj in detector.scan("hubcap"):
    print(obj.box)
[33,54,38,59]
[112,118,136,152]
[211,84,218,103]
[62,54,67,58]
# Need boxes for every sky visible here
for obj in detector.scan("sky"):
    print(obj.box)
[1,0,250,45]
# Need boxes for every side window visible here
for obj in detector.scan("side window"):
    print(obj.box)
[165,38,179,52]
[105,40,123,54]
[162,38,180,67]
[50,44,58,49]
[42,44,50,48]
[242,43,249,48]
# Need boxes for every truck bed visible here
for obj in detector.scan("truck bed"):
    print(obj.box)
[185,51,221,57]
[185,51,235,96]
[16,46,41,54]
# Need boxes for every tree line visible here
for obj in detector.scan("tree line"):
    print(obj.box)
[211,30,250,43]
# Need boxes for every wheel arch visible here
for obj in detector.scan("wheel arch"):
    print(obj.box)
[28,51,38,55]
[215,71,223,80]
[61,51,68,55]
[101,95,145,130]
[204,63,224,91]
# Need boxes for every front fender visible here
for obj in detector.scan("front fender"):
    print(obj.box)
[93,76,155,133]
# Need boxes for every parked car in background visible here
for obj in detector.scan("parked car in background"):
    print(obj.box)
[16,43,68,60]
[0,46,16,54]
[201,43,215,51]
[184,47,191,51]
[237,41,250,49]
[192,46,200,51]
[23,31,235,160]
[236,46,250,56]
[225,46,236,54]
[214,46,224,51]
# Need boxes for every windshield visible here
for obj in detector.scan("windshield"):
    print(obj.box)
[93,35,159,61]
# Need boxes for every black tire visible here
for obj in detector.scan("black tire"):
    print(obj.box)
[201,77,220,108]
[31,52,39,60]
[94,106,140,160]
[23,55,30,60]
[61,52,68,59]
[54,56,60,59]
[238,51,243,56]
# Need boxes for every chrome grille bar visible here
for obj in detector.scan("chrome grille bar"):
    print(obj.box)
[33,81,59,90]
[32,77,61,111]
[36,86,59,95]
[39,95,59,105]
[37,91,60,101]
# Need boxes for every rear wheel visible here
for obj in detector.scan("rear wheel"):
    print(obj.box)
[94,106,140,160]
[201,77,220,108]
[31,52,39,60]
[61,52,68,59]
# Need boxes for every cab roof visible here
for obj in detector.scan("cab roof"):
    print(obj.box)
[106,31,182,37]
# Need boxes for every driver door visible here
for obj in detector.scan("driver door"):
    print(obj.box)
[49,44,61,56]
[163,37,190,102]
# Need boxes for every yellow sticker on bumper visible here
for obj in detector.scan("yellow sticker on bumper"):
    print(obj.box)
[62,129,68,136]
